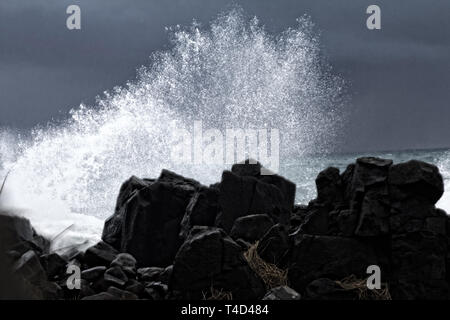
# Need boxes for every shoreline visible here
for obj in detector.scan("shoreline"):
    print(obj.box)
[1,156,449,300]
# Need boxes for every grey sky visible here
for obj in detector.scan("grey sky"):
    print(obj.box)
[1,0,449,152]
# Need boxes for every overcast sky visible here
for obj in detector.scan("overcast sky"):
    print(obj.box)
[1,0,449,152]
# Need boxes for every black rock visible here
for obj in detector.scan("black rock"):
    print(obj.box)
[179,186,220,239]
[84,241,118,267]
[389,160,444,204]
[346,157,393,198]
[390,231,448,299]
[230,214,274,243]
[328,209,358,237]
[170,226,265,299]
[81,292,119,300]
[346,157,393,237]
[40,253,67,280]
[159,265,173,284]
[304,278,358,300]
[125,279,145,297]
[315,167,343,205]
[290,205,309,231]
[137,267,164,282]
[257,224,290,267]
[235,239,252,251]
[263,286,301,300]
[297,204,330,235]
[79,279,96,298]
[145,281,168,300]
[0,214,49,255]
[104,266,128,288]
[81,266,107,282]
[13,250,47,284]
[231,159,296,210]
[102,170,199,267]
[11,249,61,299]
[216,171,290,233]
[102,176,153,248]
[288,234,379,292]
[111,253,137,276]
[107,286,138,300]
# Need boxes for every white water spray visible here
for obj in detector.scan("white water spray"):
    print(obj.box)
[0,9,345,248]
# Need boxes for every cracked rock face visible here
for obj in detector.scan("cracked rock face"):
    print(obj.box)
[102,170,200,268]
[170,226,265,299]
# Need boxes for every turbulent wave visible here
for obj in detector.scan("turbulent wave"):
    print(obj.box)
[0,9,345,247]
[437,151,450,213]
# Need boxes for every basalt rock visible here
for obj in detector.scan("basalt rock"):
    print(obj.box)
[170,226,265,299]
[216,170,291,233]
[0,214,49,256]
[81,266,107,282]
[288,234,380,292]
[84,241,118,267]
[263,286,301,300]
[304,278,359,300]
[40,253,67,280]
[179,186,220,239]
[2,157,450,300]
[104,266,128,287]
[256,223,290,267]
[231,159,296,210]
[230,214,274,243]
[102,170,200,267]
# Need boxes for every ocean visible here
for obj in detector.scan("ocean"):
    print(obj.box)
[281,148,450,209]
[0,10,448,250]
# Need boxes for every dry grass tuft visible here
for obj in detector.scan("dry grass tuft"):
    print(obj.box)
[244,241,288,289]
[336,275,392,300]
[202,286,233,300]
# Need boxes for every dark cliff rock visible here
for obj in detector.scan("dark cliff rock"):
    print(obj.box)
[170,226,265,299]
[102,170,199,267]
[1,157,449,300]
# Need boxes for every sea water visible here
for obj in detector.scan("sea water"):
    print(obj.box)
[0,9,448,250]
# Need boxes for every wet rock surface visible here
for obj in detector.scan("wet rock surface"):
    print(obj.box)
[1,157,449,300]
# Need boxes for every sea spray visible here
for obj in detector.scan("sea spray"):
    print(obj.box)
[0,9,345,247]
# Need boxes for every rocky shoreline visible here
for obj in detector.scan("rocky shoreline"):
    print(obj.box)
[0,157,449,300]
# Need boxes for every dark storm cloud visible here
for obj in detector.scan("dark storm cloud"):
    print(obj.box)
[0,0,449,152]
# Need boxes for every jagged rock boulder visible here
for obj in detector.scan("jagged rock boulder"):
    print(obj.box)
[288,234,380,292]
[82,292,119,300]
[290,205,309,231]
[0,214,49,255]
[40,253,67,280]
[81,266,106,282]
[170,226,265,299]
[216,170,292,233]
[390,231,447,299]
[346,157,393,237]
[137,267,164,282]
[84,241,118,267]
[179,186,220,239]
[104,266,128,287]
[256,223,290,267]
[110,253,137,276]
[102,176,153,248]
[230,214,274,243]
[12,250,62,299]
[263,286,301,300]
[315,167,343,205]
[231,160,296,210]
[389,160,444,204]
[304,278,359,300]
[102,170,200,267]
[106,286,138,300]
